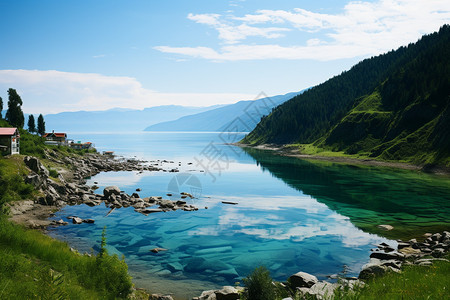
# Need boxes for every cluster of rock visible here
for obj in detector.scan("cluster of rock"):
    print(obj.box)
[22,155,198,224]
[193,286,242,300]
[23,154,155,206]
[192,232,449,300]
[59,153,160,181]
[101,185,199,215]
[360,231,450,279]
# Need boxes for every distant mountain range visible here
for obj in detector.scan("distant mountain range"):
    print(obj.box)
[243,25,450,166]
[144,92,301,132]
[43,105,222,133]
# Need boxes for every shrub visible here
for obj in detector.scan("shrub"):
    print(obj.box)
[48,168,59,178]
[243,266,277,300]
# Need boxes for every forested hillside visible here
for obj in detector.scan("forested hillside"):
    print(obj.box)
[243,25,450,166]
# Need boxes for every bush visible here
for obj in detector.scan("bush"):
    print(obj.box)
[243,266,277,300]
[48,168,59,178]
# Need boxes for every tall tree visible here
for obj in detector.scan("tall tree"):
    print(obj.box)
[0,96,3,119]
[27,114,36,133]
[37,114,46,136]
[5,88,24,128]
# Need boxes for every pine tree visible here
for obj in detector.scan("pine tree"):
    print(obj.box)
[27,114,36,133]
[37,114,46,136]
[0,96,3,119]
[5,88,24,128]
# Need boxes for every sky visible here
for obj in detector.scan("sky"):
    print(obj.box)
[0,0,449,114]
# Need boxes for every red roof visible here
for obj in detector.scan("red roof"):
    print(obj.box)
[43,132,67,138]
[0,128,18,136]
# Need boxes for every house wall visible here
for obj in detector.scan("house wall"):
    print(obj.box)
[0,136,11,154]
[0,135,19,155]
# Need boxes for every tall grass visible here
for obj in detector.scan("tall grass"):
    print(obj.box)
[0,217,132,299]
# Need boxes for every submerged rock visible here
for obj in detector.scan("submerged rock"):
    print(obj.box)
[150,247,168,253]
[377,224,394,231]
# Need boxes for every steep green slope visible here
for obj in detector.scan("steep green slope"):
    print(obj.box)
[243,25,450,166]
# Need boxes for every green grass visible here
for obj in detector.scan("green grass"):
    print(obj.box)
[336,257,450,299]
[0,124,133,299]
[0,156,35,212]
[0,217,132,299]
[242,258,450,300]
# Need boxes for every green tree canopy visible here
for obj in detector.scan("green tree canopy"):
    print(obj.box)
[37,114,46,136]
[0,96,3,119]
[5,88,24,128]
[27,114,36,133]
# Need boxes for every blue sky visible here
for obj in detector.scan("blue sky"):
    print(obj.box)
[0,0,449,113]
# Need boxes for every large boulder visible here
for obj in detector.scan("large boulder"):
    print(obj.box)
[298,282,338,300]
[215,286,239,300]
[149,294,173,300]
[24,156,49,177]
[370,251,405,261]
[289,271,318,288]
[194,290,216,300]
[103,186,121,198]
[25,173,44,188]
[358,265,389,280]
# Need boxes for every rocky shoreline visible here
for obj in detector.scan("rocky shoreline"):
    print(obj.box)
[9,150,199,230]
[186,231,450,300]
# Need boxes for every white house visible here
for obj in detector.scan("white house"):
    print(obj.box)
[0,127,20,155]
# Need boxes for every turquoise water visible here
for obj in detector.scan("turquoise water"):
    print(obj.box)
[48,132,450,299]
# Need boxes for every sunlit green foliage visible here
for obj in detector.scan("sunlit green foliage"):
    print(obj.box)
[243,25,450,166]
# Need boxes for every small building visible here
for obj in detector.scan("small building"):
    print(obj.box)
[0,127,20,155]
[43,131,67,146]
[69,141,94,150]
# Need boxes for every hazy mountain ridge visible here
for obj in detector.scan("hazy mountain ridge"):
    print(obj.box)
[243,25,450,166]
[43,105,223,133]
[144,92,301,132]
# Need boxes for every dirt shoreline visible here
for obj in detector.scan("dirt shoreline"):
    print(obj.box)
[236,143,450,176]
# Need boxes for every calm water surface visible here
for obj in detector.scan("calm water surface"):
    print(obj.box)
[48,132,450,299]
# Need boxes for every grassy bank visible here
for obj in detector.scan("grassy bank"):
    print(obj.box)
[0,217,132,299]
[243,256,450,300]
[0,129,135,299]
[346,258,450,299]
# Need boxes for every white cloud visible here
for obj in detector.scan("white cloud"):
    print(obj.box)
[155,0,450,61]
[0,69,254,114]
[187,13,290,44]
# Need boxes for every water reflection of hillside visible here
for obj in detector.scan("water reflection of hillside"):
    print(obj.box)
[244,148,450,239]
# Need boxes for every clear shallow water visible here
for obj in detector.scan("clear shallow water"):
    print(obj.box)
[48,132,450,299]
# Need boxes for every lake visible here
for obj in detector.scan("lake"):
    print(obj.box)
[48,132,450,299]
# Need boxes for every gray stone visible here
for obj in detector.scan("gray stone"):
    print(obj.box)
[431,248,445,258]
[214,286,239,300]
[149,294,174,300]
[72,217,83,224]
[306,281,339,300]
[370,251,405,261]
[150,247,168,253]
[289,271,318,288]
[25,173,43,188]
[397,242,410,250]
[103,186,121,198]
[377,224,394,231]
[196,290,216,300]
[24,156,49,177]
[358,265,389,280]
